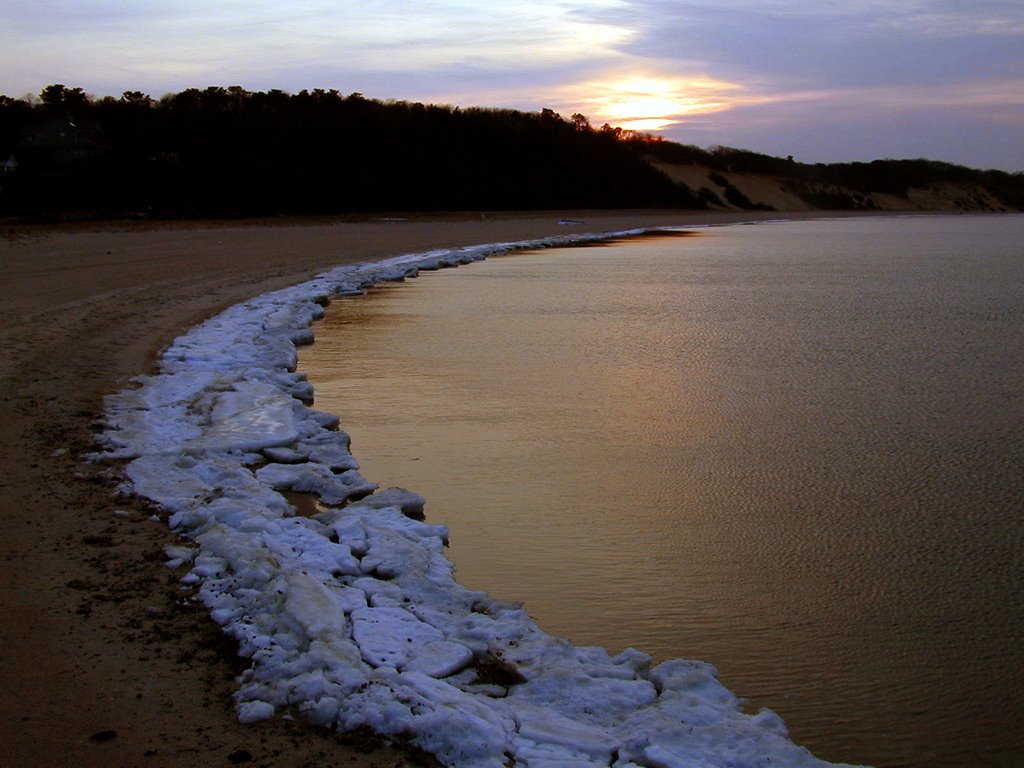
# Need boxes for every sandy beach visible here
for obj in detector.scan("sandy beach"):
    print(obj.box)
[1,210,839,767]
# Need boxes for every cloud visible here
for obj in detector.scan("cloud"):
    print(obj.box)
[538,73,753,130]
[3,1,636,95]
[2,0,1021,168]
[595,0,1024,88]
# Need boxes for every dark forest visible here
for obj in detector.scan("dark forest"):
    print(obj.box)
[1,85,1021,219]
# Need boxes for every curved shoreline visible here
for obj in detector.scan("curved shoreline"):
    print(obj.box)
[0,211,852,767]
[95,225,859,766]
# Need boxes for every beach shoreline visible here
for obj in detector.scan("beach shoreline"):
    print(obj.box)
[1,209,854,766]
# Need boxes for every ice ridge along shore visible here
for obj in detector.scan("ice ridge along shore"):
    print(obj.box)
[96,229,862,768]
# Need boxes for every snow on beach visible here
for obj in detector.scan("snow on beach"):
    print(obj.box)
[97,229,861,768]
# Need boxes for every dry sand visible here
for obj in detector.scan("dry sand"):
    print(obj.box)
[0,210,838,767]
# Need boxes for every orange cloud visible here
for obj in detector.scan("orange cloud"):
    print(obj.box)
[561,75,751,132]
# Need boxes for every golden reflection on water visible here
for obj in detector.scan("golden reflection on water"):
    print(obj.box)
[298,218,1024,768]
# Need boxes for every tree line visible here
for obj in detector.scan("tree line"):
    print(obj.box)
[2,84,1021,219]
[0,85,700,218]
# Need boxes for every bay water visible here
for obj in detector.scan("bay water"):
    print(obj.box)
[298,215,1024,767]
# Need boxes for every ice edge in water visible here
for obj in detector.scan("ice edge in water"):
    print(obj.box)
[94,227,864,768]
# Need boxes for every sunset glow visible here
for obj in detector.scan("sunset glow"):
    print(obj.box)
[578,75,745,132]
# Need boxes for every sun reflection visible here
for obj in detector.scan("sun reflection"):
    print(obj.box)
[578,75,744,132]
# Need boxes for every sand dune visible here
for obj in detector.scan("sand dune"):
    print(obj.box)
[649,160,1012,213]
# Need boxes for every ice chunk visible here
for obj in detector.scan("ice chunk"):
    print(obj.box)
[350,486,426,517]
[304,438,360,471]
[263,445,307,464]
[289,328,315,346]
[351,606,444,668]
[404,640,474,678]
[255,462,376,505]
[127,454,287,519]
[283,573,351,640]
[237,700,275,723]
[510,671,658,726]
[192,379,302,451]
[339,668,516,766]
[514,705,617,761]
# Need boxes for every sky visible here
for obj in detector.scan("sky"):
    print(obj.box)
[2,1,1022,171]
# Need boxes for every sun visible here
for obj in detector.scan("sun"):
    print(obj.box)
[580,75,743,132]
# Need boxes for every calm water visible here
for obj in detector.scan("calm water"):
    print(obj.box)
[298,215,1024,768]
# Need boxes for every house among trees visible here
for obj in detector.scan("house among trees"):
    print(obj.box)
[2,114,110,212]
[20,115,107,165]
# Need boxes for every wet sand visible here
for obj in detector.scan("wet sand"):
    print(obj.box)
[0,210,832,766]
